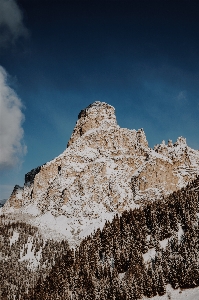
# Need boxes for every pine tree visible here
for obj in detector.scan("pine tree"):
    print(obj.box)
[157,268,166,296]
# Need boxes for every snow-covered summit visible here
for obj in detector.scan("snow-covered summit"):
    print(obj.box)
[2,101,199,246]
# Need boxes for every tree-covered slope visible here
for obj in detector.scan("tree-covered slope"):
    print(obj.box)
[22,176,199,300]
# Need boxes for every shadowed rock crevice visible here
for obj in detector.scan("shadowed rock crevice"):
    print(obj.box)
[25,166,42,184]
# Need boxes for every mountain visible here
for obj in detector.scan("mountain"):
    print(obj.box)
[2,176,197,299]
[2,101,199,246]
[1,101,199,299]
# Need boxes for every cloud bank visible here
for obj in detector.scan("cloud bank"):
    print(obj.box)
[0,0,28,47]
[0,66,26,169]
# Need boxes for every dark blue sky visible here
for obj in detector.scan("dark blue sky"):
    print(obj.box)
[0,0,199,199]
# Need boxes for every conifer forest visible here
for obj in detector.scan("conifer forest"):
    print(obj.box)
[0,176,199,299]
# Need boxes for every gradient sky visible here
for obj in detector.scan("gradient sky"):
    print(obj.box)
[0,0,199,199]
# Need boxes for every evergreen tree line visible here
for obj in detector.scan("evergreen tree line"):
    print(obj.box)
[0,176,198,299]
[0,219,70,299]
[25,176,199,300]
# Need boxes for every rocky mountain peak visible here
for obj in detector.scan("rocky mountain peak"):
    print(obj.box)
[67,101,117,147]
[2,101,199,246]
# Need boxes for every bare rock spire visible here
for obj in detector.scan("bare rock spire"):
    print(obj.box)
[2,101,199,246]
[67,101,117,147]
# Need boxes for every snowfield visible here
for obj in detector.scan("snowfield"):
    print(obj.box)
[142,285,199,300]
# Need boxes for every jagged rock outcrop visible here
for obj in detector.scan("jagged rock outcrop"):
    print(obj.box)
[2,101,199,245]
[25,166,42,184]
[5,185,23,209]
[67,102,117,147]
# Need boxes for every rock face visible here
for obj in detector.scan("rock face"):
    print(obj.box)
[2,101,199,246]
[67,102,117,147]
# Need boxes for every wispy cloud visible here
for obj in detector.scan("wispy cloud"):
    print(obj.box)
[0,66,27,170]
[0,0,28,48]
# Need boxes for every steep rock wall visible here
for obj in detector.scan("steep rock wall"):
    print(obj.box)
[2,101,199,245]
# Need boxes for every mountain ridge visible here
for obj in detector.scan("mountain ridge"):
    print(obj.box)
[2,101,199,246]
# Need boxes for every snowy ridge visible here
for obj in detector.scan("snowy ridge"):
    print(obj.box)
[2,101,199,246]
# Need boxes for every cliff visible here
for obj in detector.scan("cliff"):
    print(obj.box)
[2,101,199,245]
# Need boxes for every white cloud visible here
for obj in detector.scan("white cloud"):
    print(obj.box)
[0,0,28,47]
[0,66,26,169]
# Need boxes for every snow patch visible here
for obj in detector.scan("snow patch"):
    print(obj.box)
[143,247,156,263]
[141,285,199,300]
[19,236,42,270]
[10,231,19,246]
[16,189,23,200]
[178,224,184,243]
[159,238,169,249]
[24,203,40,216]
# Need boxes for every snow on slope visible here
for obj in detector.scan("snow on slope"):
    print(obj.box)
[9,231,19,246]
[142,285,199,300]
[18,236,42,270]
[2,101,199,246]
